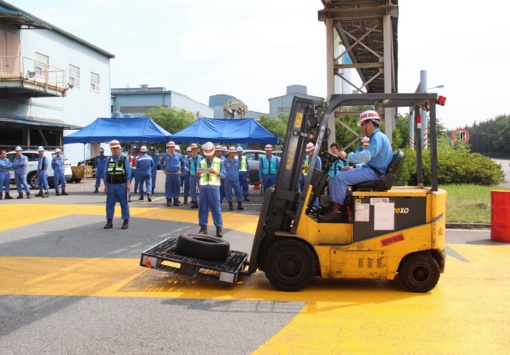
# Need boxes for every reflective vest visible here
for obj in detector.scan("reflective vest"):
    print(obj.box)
[189,156,201,175]
[199,157,221,186]
[302,156,310,176]
[239,156,248,172]
[261,156,278,175]
[107,156,127,184]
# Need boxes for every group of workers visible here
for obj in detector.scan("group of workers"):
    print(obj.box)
[0,146,68,200]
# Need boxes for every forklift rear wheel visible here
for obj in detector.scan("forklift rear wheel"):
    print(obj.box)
[398,253,440,293]
[176,233,230,261]
[264,239,317,292]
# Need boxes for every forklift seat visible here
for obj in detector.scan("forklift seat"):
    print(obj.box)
[351,150,404,192]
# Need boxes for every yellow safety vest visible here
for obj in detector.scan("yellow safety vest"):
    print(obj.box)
[239,156,248,172]
[302,156,310,176]
[199,157,221,186]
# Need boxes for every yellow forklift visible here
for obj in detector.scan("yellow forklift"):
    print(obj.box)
[141,93,447,293]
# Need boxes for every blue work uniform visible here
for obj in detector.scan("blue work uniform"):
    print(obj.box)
[198,157,226,228]
[161,151,185,199]
[37,155,49,191]
[259,154,280,193]
[238,155,250,198]
[103,153,131,220]
[135,152,154,197]
[12,154,30,193]
[224,156,243,202]
[327,159,345,178]
[149,153,159,193]
[95,154,108,188]
[0,157,12,194]
[220,154,227,202]
[188,154,202,203]
[330,129,393,205]
[51,155,66,192]
[300,154,322,206]
[181,155,191,199]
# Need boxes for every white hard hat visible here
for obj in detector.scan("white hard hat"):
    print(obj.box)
[228,146,236,153]
[358,110,380,126]
[110,140,121,148]
[140,146,147,152]
[175,145,181,151]
[305,142,315,152]
[265,144,273,151]
[99,147,105,152]
[203,142,215,156]
[15,146,22,151]
[186,146,191,152]
[190,143,198,149]
[166,141,175,148]
[37,146,45,152]
[236,146,243,152]
[215,145,222,151]
[55,148,62,153]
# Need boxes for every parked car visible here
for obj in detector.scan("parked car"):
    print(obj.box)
[242,150,266,185]
[7,150,73,189]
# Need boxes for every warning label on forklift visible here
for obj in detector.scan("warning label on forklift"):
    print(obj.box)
[355,203,370,222]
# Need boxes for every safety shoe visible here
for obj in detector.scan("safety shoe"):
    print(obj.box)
[35,191,43,197]
[243,196,250,202]
[94,187,99,193]
[199,225,207,234]
[104,219,113,229]
[17,193,23,199]
[216,227,223,238]
[121,219,129,229]
[147,195,152,202]
[56,191,61,196]
[166,198,172,206]
[237,201,245,210]
[183,197,188,204]
[318,203,344,223]
[4,193,13,199]
[228,201,234,210]
[139,196,144,201]
[44,191,49,198]
[173,198,180,206]
[128,195,132,203]
[61,191,68,196]
[26,192,30,199]
[190,201,198,209]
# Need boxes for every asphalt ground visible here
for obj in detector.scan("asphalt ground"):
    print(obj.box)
[1,172,510,354]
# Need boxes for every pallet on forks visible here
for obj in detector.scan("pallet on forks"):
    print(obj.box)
[140,236,249,284]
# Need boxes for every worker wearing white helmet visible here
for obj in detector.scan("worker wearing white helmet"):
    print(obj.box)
[161,140,186,206]
[259,144,280,193]
[188,143,202,209]
[300,142,322,207]
[224,146,244,211]
[196,141,226,238]
[51,148,68,196]
[236,146,250,201]
[0,149,14,199]
[129,144,140,200]
[34,147,50,198]
[94,147,108,193]
[103,139,131,229]
[321,110,392,222]
[135,145,155,202]
[148,147,159,194]
[12,146,30,199]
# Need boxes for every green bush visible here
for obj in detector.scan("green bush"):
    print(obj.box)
[401,150,505,186]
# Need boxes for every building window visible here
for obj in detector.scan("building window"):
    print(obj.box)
[69,65,80,88]
[90,72,100,92]
[35,52,49,80]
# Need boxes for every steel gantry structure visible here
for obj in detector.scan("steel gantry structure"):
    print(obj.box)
[318,0,399,144]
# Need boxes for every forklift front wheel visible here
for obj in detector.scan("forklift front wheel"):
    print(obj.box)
[398,253,440,293]
[264,239,317,292]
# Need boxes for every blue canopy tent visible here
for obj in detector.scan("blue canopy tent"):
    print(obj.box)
[170,118,280,144]
[63,117,171,144]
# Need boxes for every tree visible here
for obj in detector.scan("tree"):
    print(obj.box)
[258,113,289,147]
[144,106,196,151]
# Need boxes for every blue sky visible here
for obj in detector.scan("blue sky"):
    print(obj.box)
[9,0,510,130]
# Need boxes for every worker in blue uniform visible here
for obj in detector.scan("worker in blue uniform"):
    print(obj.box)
[149,147,159,194]
[103,140,131,229]
[181,146,192,204]
[188,143,202,209]
[236,146,250,201]
[224,146,245,211]
[94,147,108,193]
[197,142,226,238]
[35,146,49,198]
[215,145,226,202]
[51,148,68,196]
[0,150,13,200]
[161,141,185,206]
[300,142,322,206]
[320,110,393,222]
[135,145,154,202]
[12,146,30,199]
[259,144,280,193]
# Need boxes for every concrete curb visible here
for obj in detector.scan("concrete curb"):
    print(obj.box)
[446,222,491,230]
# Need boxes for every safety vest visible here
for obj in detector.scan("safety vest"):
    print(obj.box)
[302,156,310,176]
[239,156,248,172]
[261,156,278,175]
[107,156,127,184]
[199,157,221,186]
[189,156,201,175]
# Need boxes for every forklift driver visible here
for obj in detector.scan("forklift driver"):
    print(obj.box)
[320,110,393,222]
